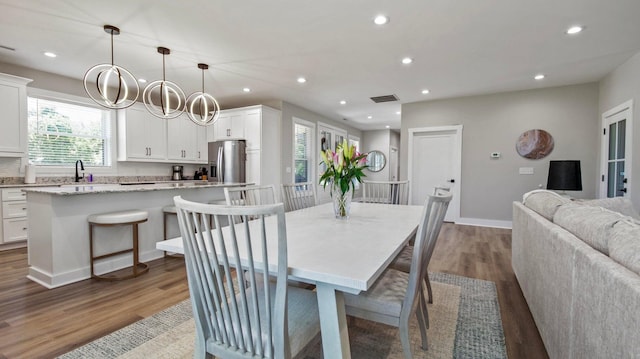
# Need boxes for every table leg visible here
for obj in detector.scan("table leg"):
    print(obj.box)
[316,283,351,358]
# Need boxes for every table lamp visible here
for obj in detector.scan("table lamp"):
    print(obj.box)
[546,160,582,194]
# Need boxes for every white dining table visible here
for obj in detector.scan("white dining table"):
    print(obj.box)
[156,201,423,358]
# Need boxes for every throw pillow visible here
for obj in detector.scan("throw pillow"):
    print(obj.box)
[553,203,627,255]
[609,219,640,275]
[522,190,571,221]
[581,197,640,220]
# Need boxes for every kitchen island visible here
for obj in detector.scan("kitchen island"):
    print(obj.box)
[23,182,248,288]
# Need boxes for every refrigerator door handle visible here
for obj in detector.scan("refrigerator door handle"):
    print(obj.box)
[217,146,224,182]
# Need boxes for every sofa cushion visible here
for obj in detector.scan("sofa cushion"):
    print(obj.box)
[581,197,640,220]
[522,190,571,221]
[608,219,640,275]
[553,203,627,255]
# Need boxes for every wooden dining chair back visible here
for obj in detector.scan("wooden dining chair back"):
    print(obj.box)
[173,196,320,359]
[362,180,410,205]
[281,182,317,212]
[343,191,452,358]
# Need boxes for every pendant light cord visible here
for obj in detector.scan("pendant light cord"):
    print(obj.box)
[201,69,205,92]
[162,53,166,82]
[110,31,114,66]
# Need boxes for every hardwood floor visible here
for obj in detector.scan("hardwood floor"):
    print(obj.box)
[0,223,548,359]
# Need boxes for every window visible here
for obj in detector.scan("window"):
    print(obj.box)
[27,96,112,167]
[293,119,314,183]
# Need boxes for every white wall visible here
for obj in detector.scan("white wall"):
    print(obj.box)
[599,51,640,210]
[401,83,600,222]
[362,130,391,181]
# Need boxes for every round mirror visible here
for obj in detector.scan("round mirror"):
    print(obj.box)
[366,150,386,172]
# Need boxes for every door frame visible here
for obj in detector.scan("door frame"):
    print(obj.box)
[407,124,463,222]
[599,100,633,198]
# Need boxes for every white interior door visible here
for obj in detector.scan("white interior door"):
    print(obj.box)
[408,125,462,222]
[600,100,633,198]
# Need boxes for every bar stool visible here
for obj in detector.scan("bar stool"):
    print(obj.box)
[88,209,149,281]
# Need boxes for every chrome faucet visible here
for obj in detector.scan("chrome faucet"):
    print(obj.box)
[75,160,84,182]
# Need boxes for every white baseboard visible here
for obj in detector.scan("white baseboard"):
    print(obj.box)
[456,217,512,229]
[27,249,166,289]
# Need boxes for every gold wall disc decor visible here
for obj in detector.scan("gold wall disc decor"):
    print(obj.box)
[516,129,554,159]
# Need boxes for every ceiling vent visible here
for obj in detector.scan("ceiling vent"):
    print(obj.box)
[370,94,399,103]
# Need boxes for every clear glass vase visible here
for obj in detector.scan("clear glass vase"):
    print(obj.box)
[332,187,353,220]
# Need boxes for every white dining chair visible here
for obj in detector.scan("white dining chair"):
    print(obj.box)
[224,184,278,206]
[343,191,452,358]
[390,185,451,304]
[225,184,309,289]
[281,182,317,212]
[361,180,410,205]
[173,196,320,359]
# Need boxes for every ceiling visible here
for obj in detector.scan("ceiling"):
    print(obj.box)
[1,0,640,130]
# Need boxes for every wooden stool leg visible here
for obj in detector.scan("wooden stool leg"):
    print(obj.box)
[163,212,168,257]
[89,223,95,278]
[133,223,140,276]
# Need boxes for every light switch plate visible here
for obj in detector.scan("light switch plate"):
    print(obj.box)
[519,167,534,175]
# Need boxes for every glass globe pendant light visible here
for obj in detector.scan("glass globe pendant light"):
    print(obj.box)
[143,47,186,119]
[186,63,220,126]
[83,25,139,109]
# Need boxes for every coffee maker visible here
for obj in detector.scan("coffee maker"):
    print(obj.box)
[171,165,184,180]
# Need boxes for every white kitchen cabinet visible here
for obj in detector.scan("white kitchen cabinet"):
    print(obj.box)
[1,188,28,249]
[243,109,262,150]
[167,114,207,163]
[212,111,245,141]
[117,103,167,162]
[241,105,281,187]
[0,73,32,157]
[196,123,208,162]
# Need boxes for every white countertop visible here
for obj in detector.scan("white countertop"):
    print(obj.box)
[21,181,250,195]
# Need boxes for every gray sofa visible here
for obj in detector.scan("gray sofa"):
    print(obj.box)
[512,190,640,358]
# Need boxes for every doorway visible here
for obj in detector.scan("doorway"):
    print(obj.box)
[408,125,462,222]
[600,100,633,198]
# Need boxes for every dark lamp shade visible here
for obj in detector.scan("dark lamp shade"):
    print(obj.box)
[547,160,582,191]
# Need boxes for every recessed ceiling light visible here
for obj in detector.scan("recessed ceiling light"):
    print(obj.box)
[534,74,545,80]
[243,87,251,92]
[367,115,373,119]
[138,78,147,83]
[297,77,306,84]
[339,100,346,105]
[401,57,413,65]
[566,26,583,35]
[385,125,390,129]
[43,51,57,58]
[396,111,401,115]
[421,89,430,94]
[374,15,389,25]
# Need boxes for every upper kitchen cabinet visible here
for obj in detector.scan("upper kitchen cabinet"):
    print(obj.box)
[117,103,167,162]
[209,110,245,141]
[0,74,32,157]
[167,114,207,163]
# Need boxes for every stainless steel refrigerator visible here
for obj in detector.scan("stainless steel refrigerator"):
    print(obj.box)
[208,140,246,183]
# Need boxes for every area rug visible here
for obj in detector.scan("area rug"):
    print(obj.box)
[58,272,507,359]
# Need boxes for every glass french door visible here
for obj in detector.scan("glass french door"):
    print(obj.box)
[601,101,633,198]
